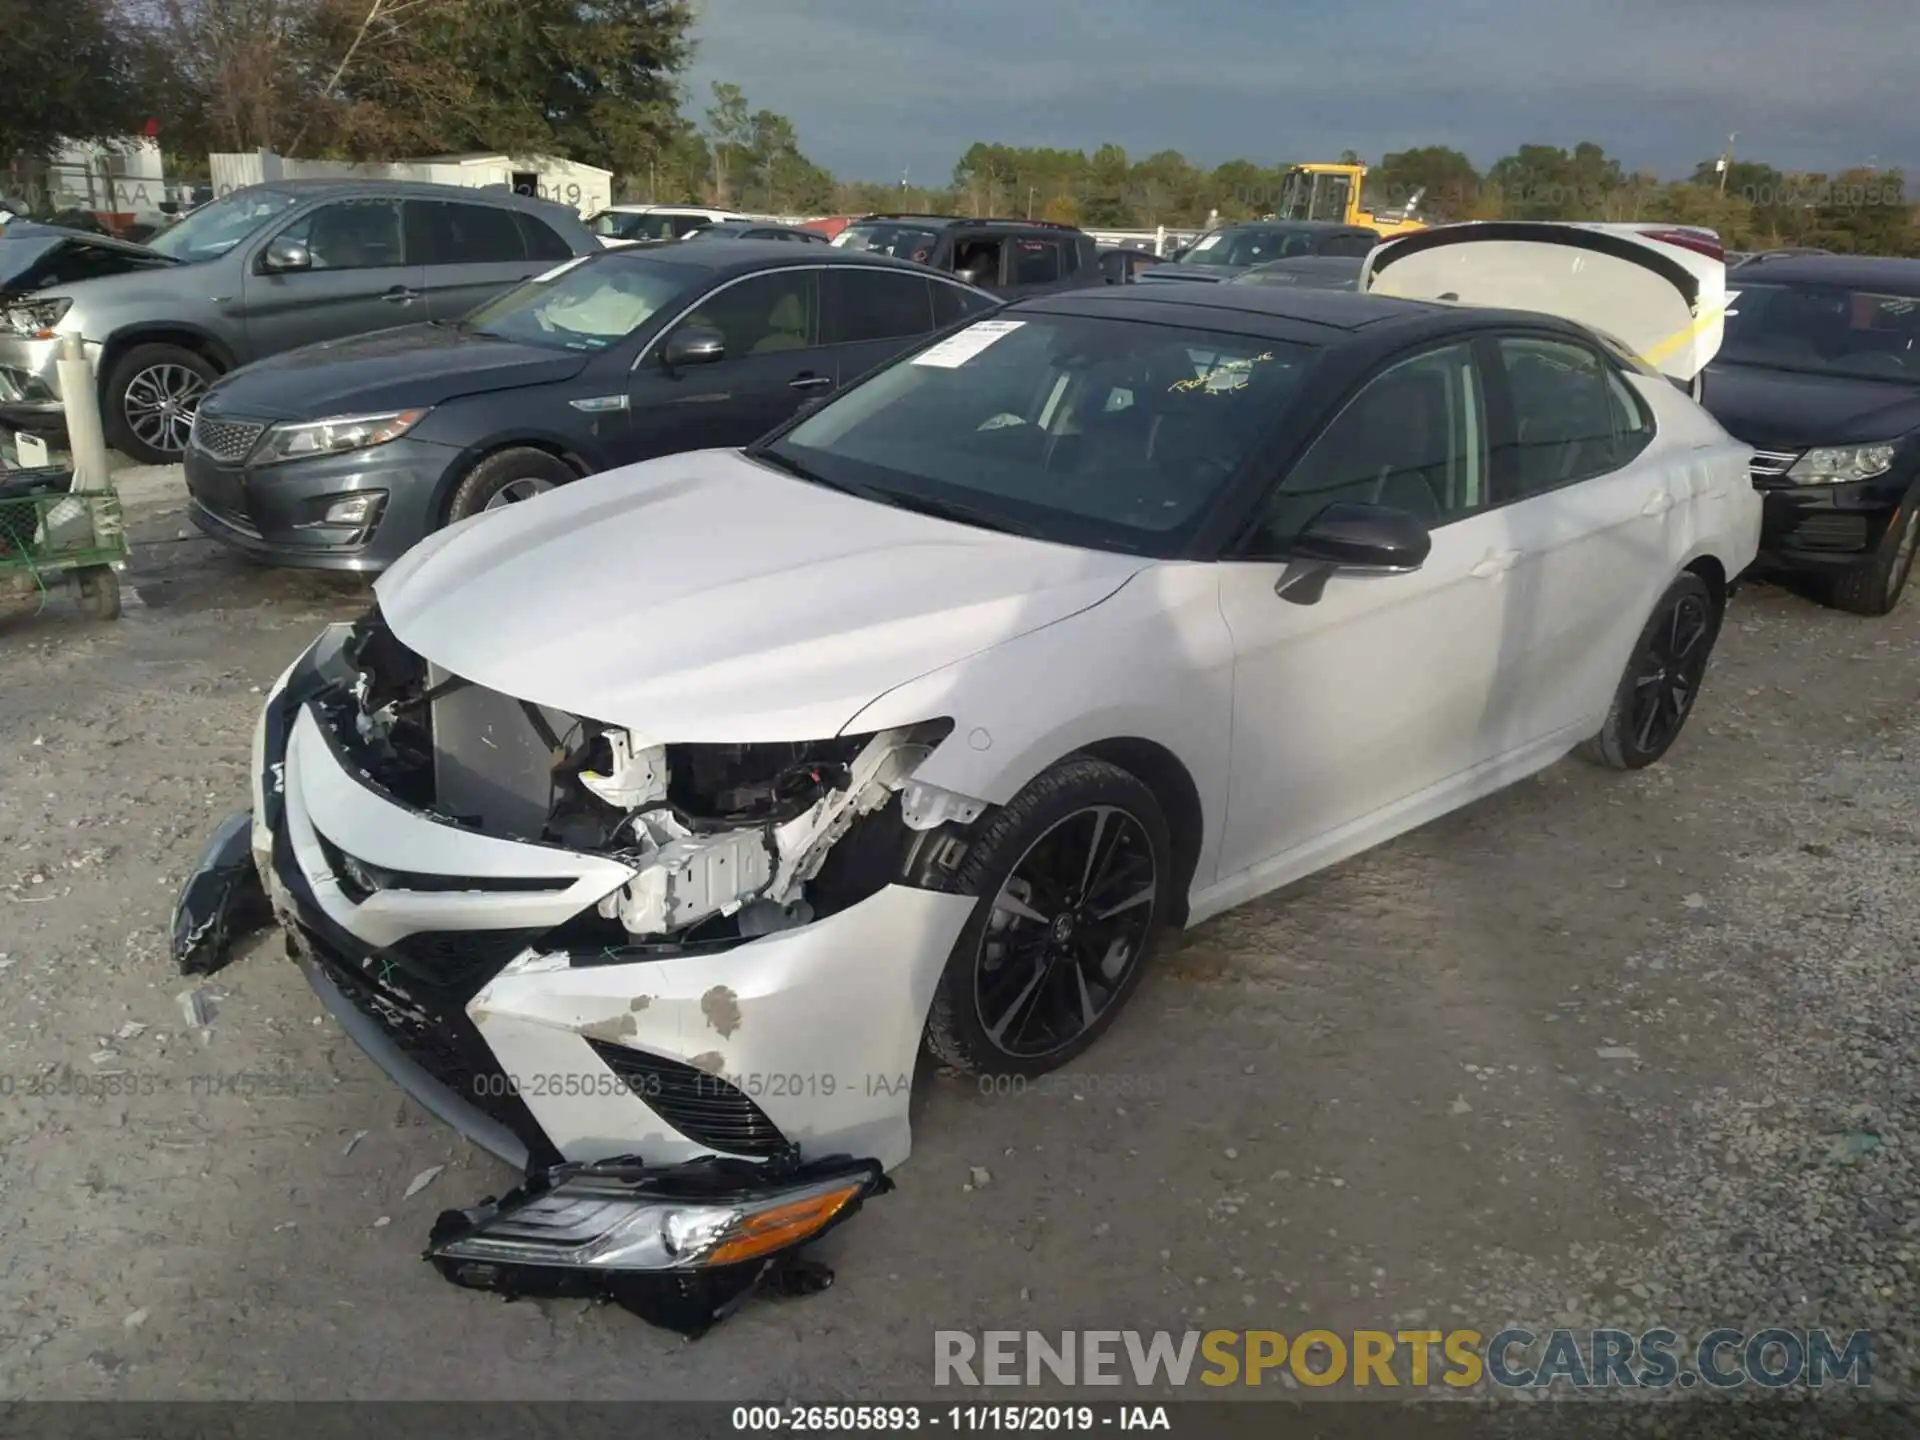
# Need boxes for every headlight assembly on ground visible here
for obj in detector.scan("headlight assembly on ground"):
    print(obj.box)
[425,1153,890,1336]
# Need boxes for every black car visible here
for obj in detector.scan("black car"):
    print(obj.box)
[183,242,999,571]
[1702,254,1920,614]
[1136,221,1381,285]
[683,220,832,245]
[1227,256,1365,290]
[830,214,1101,298]
[1096,246,1169,284]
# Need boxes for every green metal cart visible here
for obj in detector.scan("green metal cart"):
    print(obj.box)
[0,467,128,620]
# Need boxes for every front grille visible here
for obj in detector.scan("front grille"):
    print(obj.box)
[1783,512,1872,553]
[587,1041,791,1157]
[1749,448,1800,482]
[197,496,261,538]
[190,414,266,463]
[298,919,548,1148]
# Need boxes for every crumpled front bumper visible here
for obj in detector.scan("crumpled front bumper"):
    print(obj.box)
[245,625,976,1174]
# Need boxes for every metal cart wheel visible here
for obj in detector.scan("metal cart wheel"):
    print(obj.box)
[75,565,121,621]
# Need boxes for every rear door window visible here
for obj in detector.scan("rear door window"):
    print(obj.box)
[827,268,935,344]
[1493,336,1635,499]
[514,212,576,261]
[932,279,998,327]
[1012,238,1065,285]
[407,201,529,265]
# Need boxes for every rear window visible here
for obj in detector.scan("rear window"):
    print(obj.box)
[833,222,942,264]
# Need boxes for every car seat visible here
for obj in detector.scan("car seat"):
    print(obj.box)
[749,292,809,354]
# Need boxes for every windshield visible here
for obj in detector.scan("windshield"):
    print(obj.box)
[1179,226,1319,268]
[833,222,942,263]
[758,314,1319,555]
[1721,280,1920,382]
[461,253,697,352]
[589,210,703,242]
[1277,171,1313,221]
[146,190,300,261]
[1230,262,1360,290]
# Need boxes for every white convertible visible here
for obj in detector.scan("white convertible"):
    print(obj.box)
[184,222,1756,1299]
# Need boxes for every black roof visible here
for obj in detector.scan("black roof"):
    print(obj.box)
[1727,252,1920,290]
[1241,255,1368,274]
[1014,279,1590,347]
[853,212,1082,233]
[690,220,829,242]
[594,236,961,279]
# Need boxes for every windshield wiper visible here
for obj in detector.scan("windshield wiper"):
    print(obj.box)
[750,449,1044,538]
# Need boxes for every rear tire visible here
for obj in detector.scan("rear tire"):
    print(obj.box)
[924,758,1172,1078]
[74,565,121,620]
[1827,495,1919,617]
[1578,572,1721,770]
[444,447,577,524]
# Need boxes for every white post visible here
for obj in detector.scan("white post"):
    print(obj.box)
[1155,224,1166,256]
[57,333,113,494]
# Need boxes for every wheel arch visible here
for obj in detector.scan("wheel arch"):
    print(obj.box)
[1681,550,1729,615]
[99,324,239,384]
[431,435,594,525]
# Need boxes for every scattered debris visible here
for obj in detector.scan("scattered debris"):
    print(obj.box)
[1449,1095,1474,1115]
[373,1217,391,1228]
[343,1130,369,1156]
[403,1165,445,1199]
[122,1308,148,1330]
[114,1020,146,1041]
[176,987,217,1029]
[968,1165,992,1189]
[1596,1046,1640,1061]
[1682,893,1707,910]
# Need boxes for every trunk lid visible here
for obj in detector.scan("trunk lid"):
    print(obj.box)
[1360,221,1727,381]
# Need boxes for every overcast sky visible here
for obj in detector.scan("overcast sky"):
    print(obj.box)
[682,0,1916,184]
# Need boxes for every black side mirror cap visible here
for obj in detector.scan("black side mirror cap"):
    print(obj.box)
[1270,502,1431,605]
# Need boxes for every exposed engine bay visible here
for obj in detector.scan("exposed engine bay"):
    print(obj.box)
[317,608,966,944]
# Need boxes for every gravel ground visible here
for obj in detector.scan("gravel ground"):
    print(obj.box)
[0,484,1914,1419]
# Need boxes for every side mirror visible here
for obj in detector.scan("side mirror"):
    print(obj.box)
[262,235,312,272]
[796,394,828,416]
[1168,247,1190,262]
[1270,502,1431,606]
[661,325,725,369]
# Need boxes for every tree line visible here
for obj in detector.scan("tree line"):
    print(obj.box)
[4,0,1912,256]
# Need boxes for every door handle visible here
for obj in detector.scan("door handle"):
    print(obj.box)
[1470,548,1521,579]
[381,286,419,305]
[789,374,833,391]
[1641,491,1674,516]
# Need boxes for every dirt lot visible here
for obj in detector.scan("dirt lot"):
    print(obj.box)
[1,484,1916,1404]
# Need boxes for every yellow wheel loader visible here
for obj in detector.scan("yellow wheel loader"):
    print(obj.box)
[1275,162,1428,237]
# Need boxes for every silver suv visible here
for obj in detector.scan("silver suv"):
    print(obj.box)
[0,180,597,464]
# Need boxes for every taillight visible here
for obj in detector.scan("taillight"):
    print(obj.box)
[1638,228,1725,263]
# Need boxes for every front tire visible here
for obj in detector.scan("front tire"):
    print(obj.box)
[1579,572,1721,770]
[924,758,1172,1078]
[1828,496,1919,617]
[103,343,219,465]
[444,447,577,524]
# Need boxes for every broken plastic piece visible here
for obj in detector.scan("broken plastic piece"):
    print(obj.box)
[171,809,273,975]
[579,729,669,809]
[900,779,989,832]
[423,1152,887,1337]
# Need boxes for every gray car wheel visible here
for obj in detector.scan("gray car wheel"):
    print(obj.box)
[103,343,219,465]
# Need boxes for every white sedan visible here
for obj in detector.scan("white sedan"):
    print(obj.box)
[194,222,1757,1286]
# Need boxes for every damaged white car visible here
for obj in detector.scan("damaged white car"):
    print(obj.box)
[175,222,1757,1329]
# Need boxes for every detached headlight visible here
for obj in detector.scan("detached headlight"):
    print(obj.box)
[425,1155,888,1333]
[1787,442,1900,485]
[2,296,72,339]
[251,408,428,465]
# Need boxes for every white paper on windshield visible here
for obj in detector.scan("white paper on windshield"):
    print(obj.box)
[1192,233,1223,251]
[912,319,1026,368]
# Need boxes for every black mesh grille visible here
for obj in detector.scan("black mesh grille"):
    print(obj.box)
[1784,513,1872,553]
[296,920,548,1152]
[586,1041,790,1157]
[191,415,266,463]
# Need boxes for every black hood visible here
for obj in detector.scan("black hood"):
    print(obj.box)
[1703,361,1920,449]
[0,225,177,291]
[203,324,593,420]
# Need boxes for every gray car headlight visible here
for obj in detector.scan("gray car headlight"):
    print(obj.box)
[2,296,72,339]
[251,408,429,465]
[1787,442,1899,485]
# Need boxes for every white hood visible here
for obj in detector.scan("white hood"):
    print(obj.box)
[1362,221,1728,381]
[374,449,1146,743]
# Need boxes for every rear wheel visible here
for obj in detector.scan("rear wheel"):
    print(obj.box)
[74,565,121,620]
[1579,572,1721,770]
[925,758,1172,1078]
[444,447,577,524]
[1828,496,1919,617]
